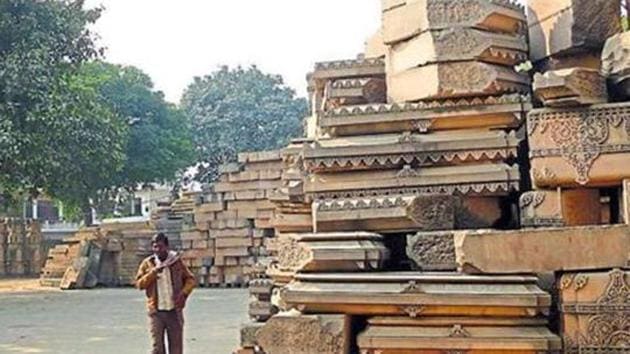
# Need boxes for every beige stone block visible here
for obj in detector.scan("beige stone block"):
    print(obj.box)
[520,188,601,227]
[533,68,608,107]
[383,0,526,45]
[381,0,405,12]
[388,29,527,73]
[527,0,621,62]
[558,268,630,352]
[328,78,387,105]
[311,58,385,81]
[364,29,387,59]
[320,94,531,137]
[388,62,530,102]
[256,314,351,354]
[455,225,630,274]
[406,231,458,271]
[284,273,550,317]
[528,103,630,187]
[274,232,389,273]
[602,31,630,99]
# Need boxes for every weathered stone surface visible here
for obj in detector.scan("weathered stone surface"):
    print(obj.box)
[527,0,621,62]
[311,57,385,81]
[272,232,389,273]
[304,163,520,200]
[284,273,551,317]
[533,68,608,107]
[328,78,387,105]
[528,103,630,187]
[304,130,520,173]
[520,188,601,227]
[358,324,562,353]
[602,31,630,99]
[559,268,630,352]
[388,28,527,73]
[388,61,530,102]
[455,225,630,274]
[255,313,350,354]
[624,179,630,224]
[383,0,526,45]
[364,29,387,59]
[240,322,264,348]
[320,94,531,137]
[406,231,458,271]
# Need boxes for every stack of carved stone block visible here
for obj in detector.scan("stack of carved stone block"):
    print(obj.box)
[524,0,623,229]
[0,219,45,277]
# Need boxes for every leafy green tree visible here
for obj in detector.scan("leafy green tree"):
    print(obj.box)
[0,0,126,223]
[181,66,308,182]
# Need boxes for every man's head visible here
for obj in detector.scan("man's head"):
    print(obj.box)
[151,233,169,260]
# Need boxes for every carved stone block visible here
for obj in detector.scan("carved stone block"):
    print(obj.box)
[455,225,630,274]
[328,78,387,105]
[602,31,630,99]
[364,29,387,59]
[558,269,630,353]
[528,103,630,187]
[527,0,621,62]
[382,0,526,45]
[388,28,527,73]
[320,94,531,137]
[533,68,608,107]
[255,313,351,354]
[284,272,551,317]
[388,61,530,103]
[358,324,561,353]
[311,58,385,81]
[240,322,264,348]
[520,188,601,228]
[406,231,458,271]
[273,232,389,274]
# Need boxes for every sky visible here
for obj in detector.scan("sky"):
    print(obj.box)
[84,0,382,103]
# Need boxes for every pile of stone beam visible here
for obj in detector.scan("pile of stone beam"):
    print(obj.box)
[0,219,44,277]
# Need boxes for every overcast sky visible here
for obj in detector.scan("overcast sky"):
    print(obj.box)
[85,0,382,103]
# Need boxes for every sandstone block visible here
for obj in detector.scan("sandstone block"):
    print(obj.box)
[527,0,621,62]
[528,103,630,187]
[383,0,526,45]
[364,29,387,59]
[406,231,458,271]
[240,322,264,348]
[328,78,387,105]
[602,31,630,99]
[388,62,530,102]
[311,58,385,81]
[519,188,601,227]
[388,28,527,73]
[255,313,350,354]
[533,68,608,107]
[455,225,630,274]
[558,268,630,352]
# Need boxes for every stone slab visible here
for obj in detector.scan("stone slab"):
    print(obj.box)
[388,28,527,73]
[558,268,630,352]
[329,78,387,104]
[311,58,385,81]
[284,272,550,317]
[256,313,351,354]
[320,94,531,137]
[602,31,630,99]
[383,0,526,45]
[528,103,630,187]
[455,225,630,274]
[519,188,601,228]
[364,29,387,59]
[388,61,530,102]
[533,68,608,107]
[527,0,621,61]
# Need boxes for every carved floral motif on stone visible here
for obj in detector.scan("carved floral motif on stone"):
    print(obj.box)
[406,232,456,270]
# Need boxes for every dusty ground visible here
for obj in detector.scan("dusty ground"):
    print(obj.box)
[0,278,58,294]
[0,285,249,354]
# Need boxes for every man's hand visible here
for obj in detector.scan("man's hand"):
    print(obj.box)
[174,292,188,308]
[153,263,167,274]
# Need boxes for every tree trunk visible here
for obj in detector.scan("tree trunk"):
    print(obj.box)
[83,201,94,226]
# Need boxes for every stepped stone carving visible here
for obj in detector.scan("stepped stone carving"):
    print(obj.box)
[559,269,630,353]
[520,189,601,227]
[388,61,530,102]
[388,28,527,73]
[284,273,551,317]
[311,57,385,80]
[383,0,526,45]
[528,103,630,187]
[533,68,608,107]
[455,225,630,274]
[320,94,530,136]
[527,0,622,61]
[602,31,630,99]
[406,231,458,271]
[329,78,387,105]
[255,314,350,354]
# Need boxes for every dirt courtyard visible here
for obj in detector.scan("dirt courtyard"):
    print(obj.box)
[0,280,249,354]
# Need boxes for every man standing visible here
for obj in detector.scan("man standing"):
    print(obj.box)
[136,233,196,354]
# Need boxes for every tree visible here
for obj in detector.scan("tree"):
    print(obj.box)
[79,62,196,192]
[181,66,308,182]
[0,0,126,224]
